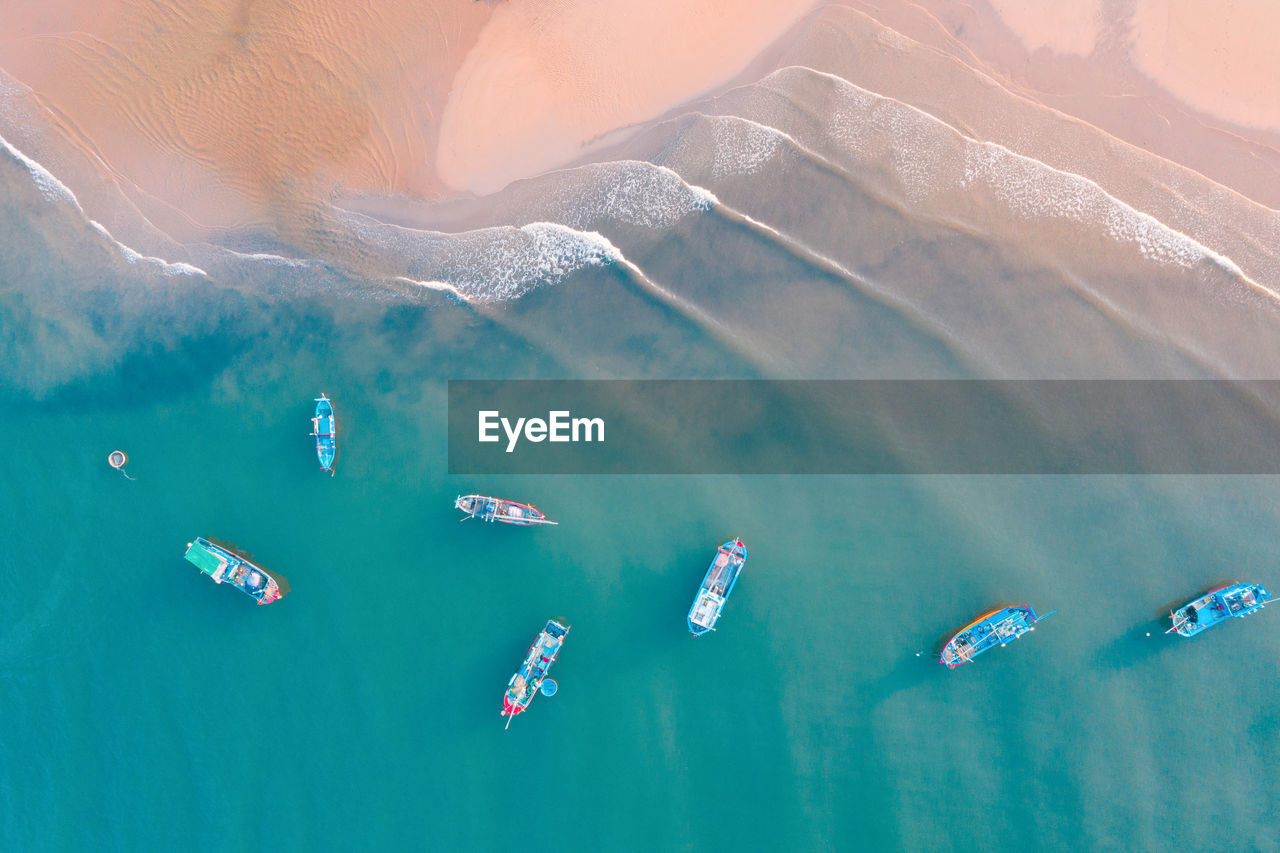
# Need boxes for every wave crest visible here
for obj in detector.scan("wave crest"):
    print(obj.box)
[340,212,628,302]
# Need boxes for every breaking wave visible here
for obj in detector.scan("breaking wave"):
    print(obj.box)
[338,211,631,302]
[2,134,206,278]
[533,160,716,229]
[756,66,1266,292]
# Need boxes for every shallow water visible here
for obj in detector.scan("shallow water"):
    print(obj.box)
[4,269,1280,850]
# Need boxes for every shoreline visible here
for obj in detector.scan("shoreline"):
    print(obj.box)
[0,0,1275,262]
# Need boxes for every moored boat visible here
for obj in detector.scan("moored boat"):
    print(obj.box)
[183,537,284,605]
[687,539,746,636]
[311,394,336,475]
[455,494,556,526]
[502,619,570,727]
[940,605,1053,668]
[1168,581,1270,637]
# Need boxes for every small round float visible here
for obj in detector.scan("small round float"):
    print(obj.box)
[108,450,136,480]
[539,678,558,697]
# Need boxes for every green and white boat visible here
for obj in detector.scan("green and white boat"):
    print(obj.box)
[183,538,285,605]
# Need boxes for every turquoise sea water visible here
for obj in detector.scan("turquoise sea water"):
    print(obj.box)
[5,277,1280,851]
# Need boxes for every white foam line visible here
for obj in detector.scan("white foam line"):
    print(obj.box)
[214,248,312,268]
[688,96,1267,374]
[765,66,1276,303]
[503,159,719,232]
[674,114,975,342]
[687,110,870,191]
[392,275,470,302]
[831,4,1280,219]
[338,210,631,302]
[87,221,207,277]
[368,209,767,362]
[1,134,76,206]
[1,134,207,279]
[361,209,763,356]
[535,159,720,210]
[654,163,719,209]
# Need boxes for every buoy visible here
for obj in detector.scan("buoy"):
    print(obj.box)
[108,450,136,480]
[540,678,558,697]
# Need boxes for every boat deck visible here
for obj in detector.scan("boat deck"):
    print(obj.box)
[942,606,1037,666]
[689,593,724,629]
[1173,583,1270,635]
[687,540,746,634]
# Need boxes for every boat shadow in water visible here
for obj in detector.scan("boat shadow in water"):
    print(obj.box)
[1090,615,1186,671]
[858,630,961,704]
[864,655,941,703]
[861,616,1051,704]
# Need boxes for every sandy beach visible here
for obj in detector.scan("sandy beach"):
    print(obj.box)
[986,0,1280,135]
[1131,0,1280,134]
[0,0,493,237]
[1,0,1277,246]
[837,0,1280,208]
[434,0,819,194]
[0,0,820,238]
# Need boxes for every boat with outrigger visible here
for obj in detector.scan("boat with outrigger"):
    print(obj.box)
[183,537,285,605]
[502,619,569,728]
[311,394,336,475]
[1168,581,1270,637]
[687,539,746,635]
[941,605,1053,668]
[455,494,557,526]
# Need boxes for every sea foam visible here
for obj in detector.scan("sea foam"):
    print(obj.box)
[758,66,1264,291]
[1,136,77,207]
[534,160,716,229]
[2,134,207,279]
[339,212,631,302]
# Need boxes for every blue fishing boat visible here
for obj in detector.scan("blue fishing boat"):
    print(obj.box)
[687,539,746,635]
[456,494,557,526]
[940,605,1053,668]
[1168,581,1270,637]
[183,537,285,605]
[502,619,570,728]
[311,394,336,475]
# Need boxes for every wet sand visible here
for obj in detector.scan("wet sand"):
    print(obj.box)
[0,0,493,238]
[434,0,819,194]
[0,0,821,237]
[0,0,1277,319]
[3,0,1278,235]
[1131,0,1280,133]
[859,0,1280,207]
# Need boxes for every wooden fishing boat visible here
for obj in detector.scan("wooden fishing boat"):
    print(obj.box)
[502,619,569,728]
[183,537,285,605]
[311,394,336,475]
[1168,581,1270,637]
[940,605,1053,668]
[687,539,746,635]
[455,494,556,526]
